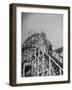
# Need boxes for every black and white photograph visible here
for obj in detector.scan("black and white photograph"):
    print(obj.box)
[9,3,70,86]
[21,13,63,77]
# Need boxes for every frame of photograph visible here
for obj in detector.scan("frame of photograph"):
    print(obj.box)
[9,3,70,86]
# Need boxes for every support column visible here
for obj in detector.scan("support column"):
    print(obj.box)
[59,68,62,75]
[42,52,44,76]
[49,56,52,75]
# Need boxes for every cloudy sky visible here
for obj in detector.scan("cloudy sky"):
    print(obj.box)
[21,13,63,50]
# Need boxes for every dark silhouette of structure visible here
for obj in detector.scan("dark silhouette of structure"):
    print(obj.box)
[21,32,63,77]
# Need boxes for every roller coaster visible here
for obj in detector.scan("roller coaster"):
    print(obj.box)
[21,31,63,77]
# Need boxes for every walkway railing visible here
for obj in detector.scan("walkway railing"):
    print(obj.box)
[44,51,63,75]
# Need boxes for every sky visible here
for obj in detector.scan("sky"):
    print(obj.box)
[21,13,63,50]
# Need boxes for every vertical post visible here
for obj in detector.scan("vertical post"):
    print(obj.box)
[42,51,44,76]
[31,65,33,76]
[23,64,25,77]
[37,48,40,76]
[49,56,52,75]
[59,68,62,75]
